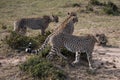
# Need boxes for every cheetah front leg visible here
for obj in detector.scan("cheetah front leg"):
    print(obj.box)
[72,52,81,65]
[86,52,93,70]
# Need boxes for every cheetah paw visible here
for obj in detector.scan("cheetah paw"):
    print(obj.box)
[71,61,79,66]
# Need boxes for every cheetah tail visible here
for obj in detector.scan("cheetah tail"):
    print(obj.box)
[27,36,50,54]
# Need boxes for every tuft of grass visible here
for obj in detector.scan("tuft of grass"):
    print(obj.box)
[86,4,94,12]
[89,0,104,6]
[63,2,81,8]
[103,1,120,16]
[86,0,120,16]
[1,24,7,30]
[72,3,81,7]
[38,46,50,58]
[19,55,66,80]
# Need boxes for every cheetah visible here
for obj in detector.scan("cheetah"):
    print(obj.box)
[14,15,59,35]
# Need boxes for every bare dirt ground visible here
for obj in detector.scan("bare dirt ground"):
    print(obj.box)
[66,46,120,80]
[0,28,120,80]
[0,54,28,80]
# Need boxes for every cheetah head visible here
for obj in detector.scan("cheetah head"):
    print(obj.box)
[68,12,78,23]
[43,15,59,23]
[95,33,108,46]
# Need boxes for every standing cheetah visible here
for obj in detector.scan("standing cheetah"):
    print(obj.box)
[14,15,59,35]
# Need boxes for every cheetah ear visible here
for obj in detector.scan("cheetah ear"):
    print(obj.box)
[51,14,55,21]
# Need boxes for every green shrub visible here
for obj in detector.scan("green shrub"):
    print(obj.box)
[5,31,51,50]
[38,46,50,58]
[19,56,66,80]
[87,0,120,16]
[89,0,103,6]
[5,31,38,50]
[86,4,94,12]
[63,3,81,8]
[72,3,81,7]
[34,30,51,45]
[1,24,7,29]
[103,1,120,15]
[19,44,87,79]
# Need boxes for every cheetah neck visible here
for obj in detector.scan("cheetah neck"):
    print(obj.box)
[49,16,73,35]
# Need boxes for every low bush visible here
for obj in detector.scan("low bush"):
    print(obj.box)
[72,3,81,7]
[89,0,104,6]
[103,1,120,15]
[19,42,88,79]
[86,0,120,16]
[63,3,81,8]
[5,31,38,50]
[1,24,7,29]
[86,4,94,12]
[19,55,66,80]
[5,31,51,50]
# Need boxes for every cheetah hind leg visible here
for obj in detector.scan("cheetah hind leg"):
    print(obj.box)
[72,52,81,66]
[56,49,67,60]
[86,52,97,74]
[46,46,67,60]
[46,46,56,60]
[51,47,67,60]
